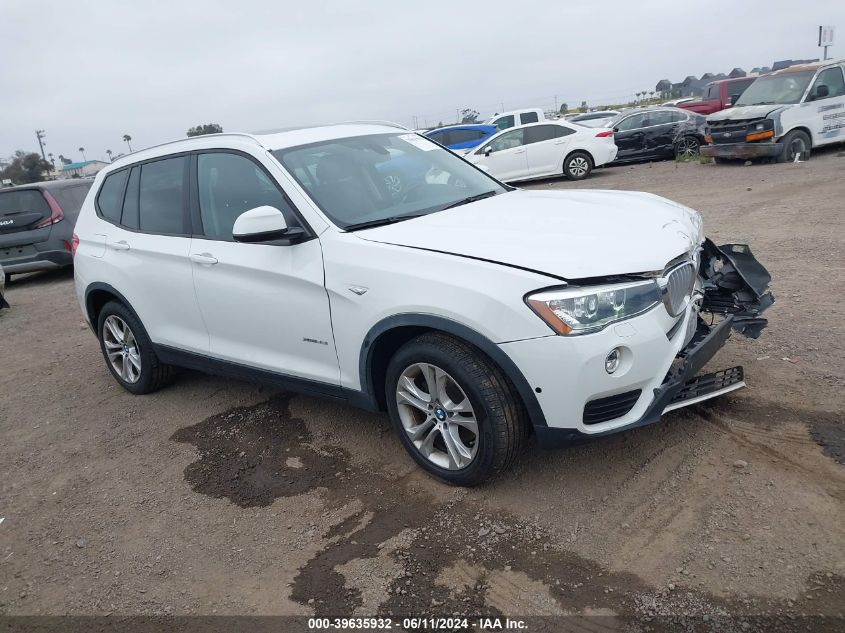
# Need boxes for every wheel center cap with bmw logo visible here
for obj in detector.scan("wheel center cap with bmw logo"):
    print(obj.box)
[434,408,447,421]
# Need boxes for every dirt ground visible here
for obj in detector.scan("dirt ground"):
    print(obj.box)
[1,148,843,629]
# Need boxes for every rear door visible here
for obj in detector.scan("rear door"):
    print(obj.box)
[98,156,208,353]
[475,128,530,181]
[189,150,339,385]
[523,124,575,175]
[642,110,678,158]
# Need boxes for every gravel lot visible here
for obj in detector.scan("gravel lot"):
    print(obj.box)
[1,149,843,628]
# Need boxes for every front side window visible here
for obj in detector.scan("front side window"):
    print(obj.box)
[614,114,647,131]
[138,156,186,234]
[488,128,525,152]
[96,170,129,222]
[273,133,505,230]
[670,110,689,122]
[810,67,845,100]
[735,71,815,106]
[492,115,515,131]
[197,152,297,241]
[520,112,539,124]
[649,111,674,126]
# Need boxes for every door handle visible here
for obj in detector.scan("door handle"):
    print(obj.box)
[514,149,526,154]
[190,252,218,265]
[111,240,130,251]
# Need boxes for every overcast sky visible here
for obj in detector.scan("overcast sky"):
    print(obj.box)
[2,0,842,163]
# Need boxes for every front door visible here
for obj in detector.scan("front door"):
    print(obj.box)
[612,113,648,161]
[475,128,530,181]
[189,151,339,386]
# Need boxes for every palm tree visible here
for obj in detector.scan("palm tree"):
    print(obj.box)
[48,152,55,168]
[78,147,86,161]
[123,134,133,152]
[106,149,113,162]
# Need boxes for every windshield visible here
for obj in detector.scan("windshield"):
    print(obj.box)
[273,133,506,230]
[735,71,815,106]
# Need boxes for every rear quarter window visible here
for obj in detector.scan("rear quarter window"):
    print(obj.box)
[96,170,129,222]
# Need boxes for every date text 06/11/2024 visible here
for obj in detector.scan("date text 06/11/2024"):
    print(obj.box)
[307,616,528,630]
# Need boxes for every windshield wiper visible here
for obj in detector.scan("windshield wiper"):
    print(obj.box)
[344,214,427,231]
[441,190,500,211]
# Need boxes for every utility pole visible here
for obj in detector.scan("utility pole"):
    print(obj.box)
[35,130,47,160]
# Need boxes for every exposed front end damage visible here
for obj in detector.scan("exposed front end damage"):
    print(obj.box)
[699,238,774,339]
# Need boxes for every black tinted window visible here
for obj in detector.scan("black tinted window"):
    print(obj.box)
[670,110,689,122]
[524,125,570,144]
[138,157,186,234]
[615,114,646,131]
[449,129,486,143]
[0,190,49,215]
[813,67,845,98]
[198,152,296,241]
[649,111,674,125]
[488,128,524,152]
[520,112,539,124]
[97,170,129,222]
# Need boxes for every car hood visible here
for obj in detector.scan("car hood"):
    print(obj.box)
[708,104,787,121]
[356,189,704,280]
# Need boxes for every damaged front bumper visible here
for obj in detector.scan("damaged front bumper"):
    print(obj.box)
[534,239,773,448]
[700,142,782,159]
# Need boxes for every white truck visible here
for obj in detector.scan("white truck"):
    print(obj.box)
[487,108,546,132]
[701,58,845,162]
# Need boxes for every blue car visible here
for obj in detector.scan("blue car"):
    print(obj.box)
[424,124,498,153]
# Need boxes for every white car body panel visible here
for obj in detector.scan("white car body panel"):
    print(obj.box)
[357,189,702,279]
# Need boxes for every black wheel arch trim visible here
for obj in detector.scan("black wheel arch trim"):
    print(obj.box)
[84,282,144,334]
[359,313,549,428]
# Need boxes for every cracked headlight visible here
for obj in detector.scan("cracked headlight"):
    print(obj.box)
[526,281,661,335]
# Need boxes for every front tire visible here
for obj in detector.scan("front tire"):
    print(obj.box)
[385,333,529,486]
[563,151,593,180]
[775,129,811,163]
[97,300,173,394]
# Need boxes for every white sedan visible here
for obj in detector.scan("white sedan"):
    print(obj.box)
[464,121,617,182]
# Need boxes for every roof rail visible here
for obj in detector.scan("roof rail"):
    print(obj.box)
[252,121,408,135]
[111,132,261,164]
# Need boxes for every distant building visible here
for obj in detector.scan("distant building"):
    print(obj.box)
[729,67,747,78]
[60,160,107,179]
[771,59,818,71]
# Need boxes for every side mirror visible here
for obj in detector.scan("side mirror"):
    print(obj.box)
[232,206,305,244]
[612,127,620,133]
[815,84,830,99]
[484,146,493,157]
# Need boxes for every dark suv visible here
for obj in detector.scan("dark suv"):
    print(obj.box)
[0,179,93,282]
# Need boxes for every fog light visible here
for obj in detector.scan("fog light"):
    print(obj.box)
[605,348,621,374]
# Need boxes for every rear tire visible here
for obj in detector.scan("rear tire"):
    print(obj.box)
[775,129,811,163]
[563,151,593,180]
[4,273,10,285]
[385,332,529,486]
[674,135,700,159]
[97,300,173,394]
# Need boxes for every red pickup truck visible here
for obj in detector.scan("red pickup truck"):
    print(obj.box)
[679,77,757,115]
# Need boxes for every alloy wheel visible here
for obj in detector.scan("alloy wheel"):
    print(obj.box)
[568,156,590,177]
[677,137,700,158]
[102,315,142,384]
[395,363,479,470]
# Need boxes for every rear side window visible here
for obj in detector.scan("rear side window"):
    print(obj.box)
[138,157,187,234]
[121,167,141,230]
[524,125,572,144]
[670,110,689,122]
[492,115,515,131]
[448,129,486,143]
[520,112,539,124]
[96,170,129,222]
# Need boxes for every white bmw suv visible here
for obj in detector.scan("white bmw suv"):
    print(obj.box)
[73,123,773,485]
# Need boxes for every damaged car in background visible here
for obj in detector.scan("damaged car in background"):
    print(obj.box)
[72,124,773,485]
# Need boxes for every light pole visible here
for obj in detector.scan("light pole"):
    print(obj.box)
[35,130,47,160]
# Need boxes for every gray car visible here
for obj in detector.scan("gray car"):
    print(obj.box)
[0,179,93,283]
